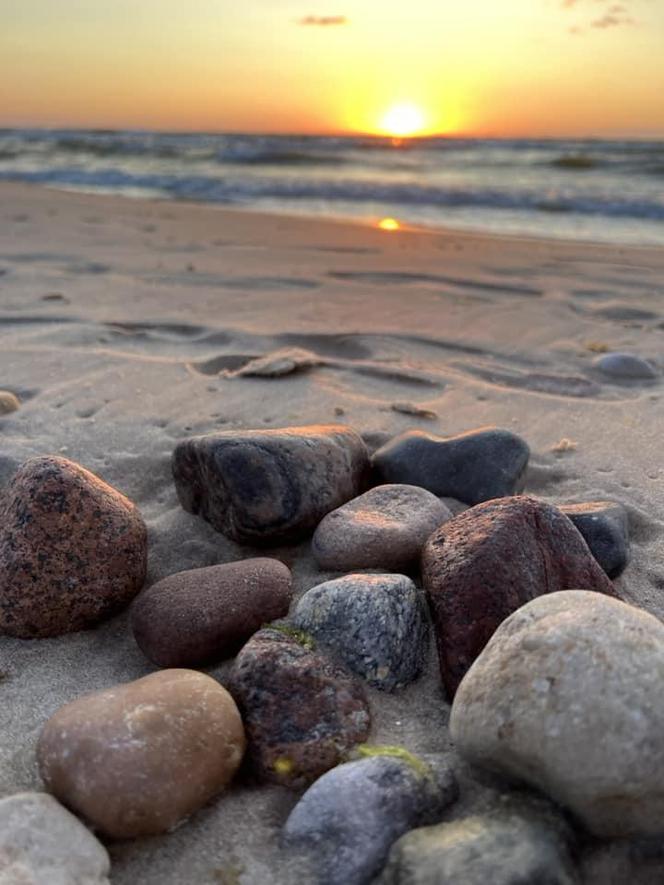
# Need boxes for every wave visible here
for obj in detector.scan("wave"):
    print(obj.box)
[551,153,600,171]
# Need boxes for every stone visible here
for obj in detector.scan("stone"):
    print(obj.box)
[312,484,451,572]
[131,558,293,667]
[37,669,245,838]
[560,501,629,578]
[0,456,147,639]
[172,424,370,544]
[380,793,576,885]
[227,627,370,788]
[450,590,664,838]
[0,391,20,416]
[292,573,428,691]
[594,353,657,380]
[0,792,110,885]
[283,749,458,885]
[422,495,615,697]
[372,428,530,506]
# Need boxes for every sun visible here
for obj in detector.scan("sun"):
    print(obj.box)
[379,103,426,138]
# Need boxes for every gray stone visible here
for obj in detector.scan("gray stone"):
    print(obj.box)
[282,750,458,885]
[594,353,657,380]
[450,590,664,838]
[560,501,629,578]
[312,485,451,572]
[372,428,530,506]
[292,573,428,691]
[0,792,110,885]
[172,424,370,544]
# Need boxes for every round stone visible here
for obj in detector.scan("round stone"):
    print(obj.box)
[0,390,20,415]
[560,501,629,578]
[594,353,657,380]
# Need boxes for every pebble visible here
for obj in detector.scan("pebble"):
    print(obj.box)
[450,590,664,837]
[283,749,458,885]
[594,352,657,380]
[0,390,20,415]
[422,495,616,696]
[172,424,370,544]
[227,627,371,787]
[0,792,110,884]
[372,428,530,505]
[292,573,428,691]
[312,484,451,572]
[37,669,245,838]
[0,456,147,638]
[560,500,629,578]
[131,558,293,667]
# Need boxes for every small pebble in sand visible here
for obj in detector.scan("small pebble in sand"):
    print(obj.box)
[172,424,370,544]
[282,750,458,885]
[451,590,664,838]
[292,573,428,691]
[131,558,293,667]
[0,792,110,885]
[0,455,147,638]
[560,500,629,578]
[422,495,616,697]
[38,670,245,838]
[551,437,577,454]
[0,390,20,415]
[312,484,451,572]
[228,627,370,788]
[594,352,658,380]
[372,427,530,506]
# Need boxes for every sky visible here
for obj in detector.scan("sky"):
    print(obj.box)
[1,0,663,137]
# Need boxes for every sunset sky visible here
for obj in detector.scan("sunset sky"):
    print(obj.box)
[1,0,663,137]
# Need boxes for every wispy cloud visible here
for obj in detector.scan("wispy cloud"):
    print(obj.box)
[298,15,348,26]
[563,0,638,33]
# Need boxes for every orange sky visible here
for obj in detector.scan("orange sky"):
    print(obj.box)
[1,0,663,136]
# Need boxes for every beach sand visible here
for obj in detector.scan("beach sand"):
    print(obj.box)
[2,181,664,883]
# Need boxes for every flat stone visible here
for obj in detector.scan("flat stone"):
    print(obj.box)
[227,627,370,788]
[172,424,370,544]
[450,590,664,838]
[283,750,458,885]
[372,428,530,506]
[0,792,110,885]
[312,484,451,572]
[422,495,616,697]
[292,574,428,691]
[131,558,293,667]
[0,391,20,415]
[0,456,147,638]
[594,353,657,380]
[37,669,245,838]
[560,501,629,578]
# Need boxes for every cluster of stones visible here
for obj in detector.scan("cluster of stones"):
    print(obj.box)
[0,422,642,884]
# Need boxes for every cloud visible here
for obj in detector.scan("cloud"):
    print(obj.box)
[298,15,348,26]
[562,0,638,32]
[591,11,635,26]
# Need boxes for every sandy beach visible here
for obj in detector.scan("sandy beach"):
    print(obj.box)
[2,181,664,883]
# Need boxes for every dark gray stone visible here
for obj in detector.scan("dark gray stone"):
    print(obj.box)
[292,574,428,691]
[372,428,530,506]
[560,501,629,578]
[282,750,458,885]
[594,353,657,380]
[172,424,370,544]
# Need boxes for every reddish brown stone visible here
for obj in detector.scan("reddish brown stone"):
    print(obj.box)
[422,495,616,698]
[0,456,147,638]
[227,627,371,788]
[131,558,293,667]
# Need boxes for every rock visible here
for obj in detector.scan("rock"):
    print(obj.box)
[37,669,245,838]
[227,627,370,787]
[560,501,629,578]
[312,484,451,572]
[0,390,20,415]
[380,793,577,885]
[292,574,428,691]
[450,590,664,838]
[0,792,110,884]
[594,353,657,380]
[131,558,293,667]
[0,456,147,638]
[422,495,615,696]
[172,424,370,544]
[283,748,458,885]
[372,428,529,505]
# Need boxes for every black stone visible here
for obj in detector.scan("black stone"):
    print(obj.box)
[560,501,629,579]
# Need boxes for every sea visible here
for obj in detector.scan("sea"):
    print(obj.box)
[1,129,663,246]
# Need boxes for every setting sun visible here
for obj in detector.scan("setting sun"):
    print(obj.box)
[379,103,426,138]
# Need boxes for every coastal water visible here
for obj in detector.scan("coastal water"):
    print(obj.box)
[1,129,663,246]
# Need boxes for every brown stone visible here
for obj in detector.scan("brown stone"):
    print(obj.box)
[37,670,245,839]
[131,558,293,667]
[0,456,147,638]
[421,495,616,697]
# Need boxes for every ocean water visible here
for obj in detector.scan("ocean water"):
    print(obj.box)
[1,129,663,246]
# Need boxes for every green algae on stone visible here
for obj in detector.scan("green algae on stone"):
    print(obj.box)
[270,623,316,650]
[354,744,431,779]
